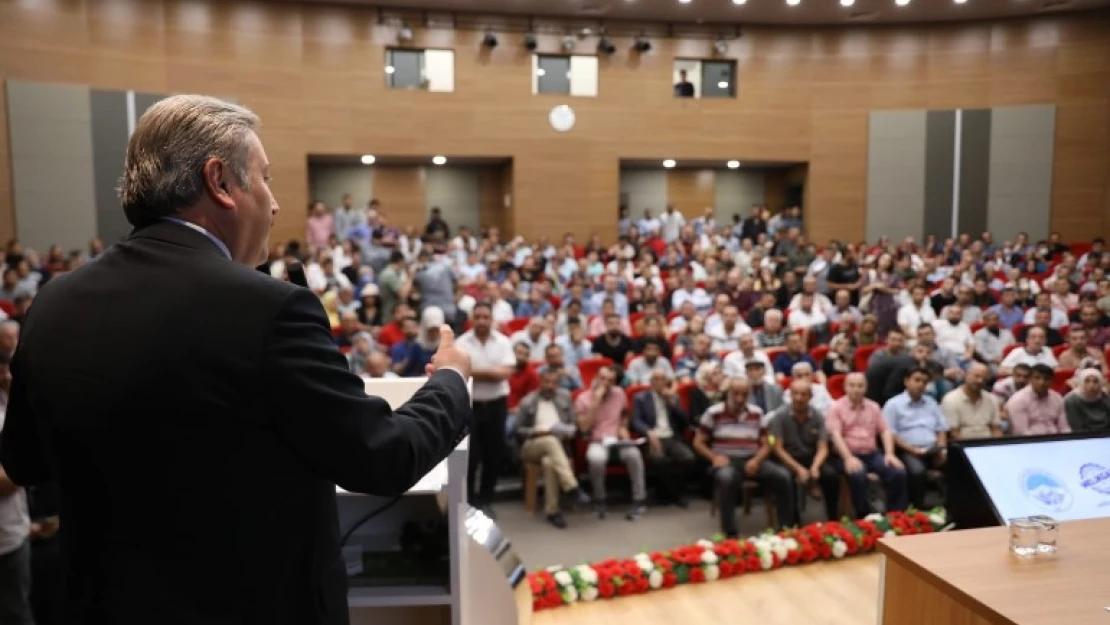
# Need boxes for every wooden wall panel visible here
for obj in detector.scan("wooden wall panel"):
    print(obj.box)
[667,169,716,219]
[478,166,509,236]
[370,166,426,231]
[764,170,786,213]
[0,0,1108,245]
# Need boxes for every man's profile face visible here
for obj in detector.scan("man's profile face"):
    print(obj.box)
[226,132,278,266]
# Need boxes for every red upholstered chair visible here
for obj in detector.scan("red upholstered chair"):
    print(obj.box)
[501,317,531,335]
[778,376,793,390]
[1002,344,1022,358]
[577,357,614,388]
[810,346,829,364]
[676,381,697,414]
[1051,368,1075,394]
[853,344,882,372]
[1052,344,1068,358]
[827,374,847,400]
[624,384,650,409]
[0,300,13,317]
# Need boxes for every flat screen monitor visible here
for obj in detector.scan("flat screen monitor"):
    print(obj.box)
[947,433,1110,528]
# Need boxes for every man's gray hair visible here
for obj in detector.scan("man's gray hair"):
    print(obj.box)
[118,95,260,226]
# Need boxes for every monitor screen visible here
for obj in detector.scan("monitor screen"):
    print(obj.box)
[963,437,1110,523]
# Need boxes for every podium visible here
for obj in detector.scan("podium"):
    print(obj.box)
[337,378,532,625]
[877,518,1110,625]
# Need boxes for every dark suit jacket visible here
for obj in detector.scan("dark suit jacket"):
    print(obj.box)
[630,390,688,438]
[0,221,470,625]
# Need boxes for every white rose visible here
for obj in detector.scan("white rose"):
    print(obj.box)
[865,513,884,523]
[754,539,772,553]
[704,564,720,581]
[700,550,719,564]
[648,570,663,589]
[783,538,799,551]
[563,586,578,603]
[637,559,655,572]
[759,552,774,570]
[554,571,573,587]
[581,586,599,601]
[633,552,650,562]
[582,568,598,584]
[772,545,788,561]
[545,565,563,572]
[696,539,715,548]
[884,530,897,539]
[831,540,848,558]
[928,512,946,526]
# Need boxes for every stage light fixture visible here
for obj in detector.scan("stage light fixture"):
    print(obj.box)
[482,32,498,48]
[597,37,616,55]
[523,33,538,51]
[663,159,676,168]
[727,160,741,169]
[397,25,414,42]
[714,39,728,55]
[432,156,447,166]
[633,37,652,53]
[360,155,376,165]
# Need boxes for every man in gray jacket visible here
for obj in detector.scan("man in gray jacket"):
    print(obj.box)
[516,369,591,528]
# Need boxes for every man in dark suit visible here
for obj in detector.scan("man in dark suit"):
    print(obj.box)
[630,369,695,506]
[0,95,472,625]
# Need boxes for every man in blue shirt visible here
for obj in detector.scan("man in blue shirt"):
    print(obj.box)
[988,287,1025,330]
[773,331,818,381]
[883,366,949,509]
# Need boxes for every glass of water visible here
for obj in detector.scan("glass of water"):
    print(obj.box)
[1008,517,1039,557]
[1029,515,1059,555]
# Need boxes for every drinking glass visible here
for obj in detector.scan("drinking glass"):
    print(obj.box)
[1008,517,1039,557]
[1029,515,1059,555]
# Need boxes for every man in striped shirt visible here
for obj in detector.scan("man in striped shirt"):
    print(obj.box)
[693,377,792,538]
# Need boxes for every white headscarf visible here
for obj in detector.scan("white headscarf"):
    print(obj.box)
[418,306,444,351]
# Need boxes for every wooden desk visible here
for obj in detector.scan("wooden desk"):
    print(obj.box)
[877,518,1110,625]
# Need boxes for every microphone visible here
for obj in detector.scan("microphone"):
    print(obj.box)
[287,262,308,288]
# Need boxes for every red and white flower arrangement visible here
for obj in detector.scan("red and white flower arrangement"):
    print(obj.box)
[527,508,948,611]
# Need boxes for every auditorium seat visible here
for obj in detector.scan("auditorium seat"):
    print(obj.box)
[853,344,881,372]
[577,357,613,388]
[827,374,846,399]
[1051,368,1075,394]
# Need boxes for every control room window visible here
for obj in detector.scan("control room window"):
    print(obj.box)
[385,48,455,92]
[532,54,598,97]
[673,59,736,99]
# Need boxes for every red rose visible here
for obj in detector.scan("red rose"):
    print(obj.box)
[771,553,782,568]
[636,578,650,593]
[801,547,818,562]
[689,568,706,583]
[617,583,635,596]
[786,550,801,565]
[745,555,762,571]
[819,544,833,559]
[719,561,734,578]
[663,573,678,588]
[529,576,543,594]
[598,580,615,598]
[623,562,641,576]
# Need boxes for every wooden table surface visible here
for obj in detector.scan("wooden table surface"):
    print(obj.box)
[878,517,1110,625]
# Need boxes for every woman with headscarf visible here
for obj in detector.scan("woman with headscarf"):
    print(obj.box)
[1064,368,1110,433]
[688,361,726,424]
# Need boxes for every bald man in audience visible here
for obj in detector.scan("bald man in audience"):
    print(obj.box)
[766,379,840,523]
[940,363,1002,439]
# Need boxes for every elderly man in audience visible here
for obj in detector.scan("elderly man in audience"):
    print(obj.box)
[1064,368,1110,433]
[707,305,750,352]
[538,343,583,391]
[362,351,397,379]
[972,309,1014,374]
[883,366,949,510]
[787,293,829,344]
[626,338,675,385]
[783,362,833,414]
[999,325,1058,376]
[694,377,792,537]
[516,368,592,529]
[631,369,696,507]
[826,289,862,325]
[940,363,1002,439]
[675,333,718,382]
[766,379,840,523]
[1005,364,1070,436]
[745,291,778,328]
[755,309,788,348]
[788,275,834,315]
[1016,308,1064,347]
[913,324,964,391]
[722,332,774,382]
[389,316,434,377]
[1057,326,1108,370]
[575,365,648,520]
[346,332,374,375]
[826,373,907,516]
[744,360,785,415]
[1023,291,1069,328]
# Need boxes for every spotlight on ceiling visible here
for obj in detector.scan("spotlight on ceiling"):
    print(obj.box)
[714,38,728,55]
[633,37,652,53]
[840,0,855,5]
[523,33,538,51]
[727,160,741,169]
[397,25,414,42]
[482,32,498,48]
[679,0,692,4]
[663,159,676,168]
[360,155,376,165]
[561,35,576,51]
[732,0,747,4]
[786,0,800,6]
[597,37,616,55]
[432,155,447,166]
[954,0,966,4]
[895,0,910,5]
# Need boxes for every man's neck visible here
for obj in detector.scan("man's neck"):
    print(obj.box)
[962,385,980,400]
[907,392,924,403]
[792,409,809,421]
[475,329,491,342]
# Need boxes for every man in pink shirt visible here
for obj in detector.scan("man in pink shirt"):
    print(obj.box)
[825,373,908,516]
[1005,364,1070,436]
[575,365,647,520]
[304,201,334,252]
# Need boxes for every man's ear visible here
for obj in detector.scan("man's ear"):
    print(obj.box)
[203,159,235,210]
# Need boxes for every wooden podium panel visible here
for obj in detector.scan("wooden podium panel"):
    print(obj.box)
[878,518,1110,625]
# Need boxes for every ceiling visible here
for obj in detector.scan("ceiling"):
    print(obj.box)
[308,154,510,166]
[296,0,1110,26]
[620,158,800,169]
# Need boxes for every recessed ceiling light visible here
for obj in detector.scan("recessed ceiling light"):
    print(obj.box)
[786,0,800,5]
[360,155,376,165]
[840,0,855,6]
[663,159,677,168]
[733,0,747,4]
[954,0,966,3]
[727,160,741,169]
[432,156,447,165]
[895,0,910,6]
[679,0,692,4]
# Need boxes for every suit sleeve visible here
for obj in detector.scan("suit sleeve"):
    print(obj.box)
[0,346,53,486]
[629,394,649,436]
[263,289,471,495]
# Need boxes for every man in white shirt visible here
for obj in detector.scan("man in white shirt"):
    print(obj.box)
[1022,292,1070,329]
[932,305,974,360]
[708,306,751,352]
[999,326,1058,377]
[671,273,712,315]
[509,317,551,362]
[723,333,776,385]
[787,294,828,343]
[787,276,833,315]
[638,209,661,236]
[897,285,937,343]
[457,302,516,516]
[782,362,833,415]
[659,205,686,244]
[485,282,516,325]
[972,310,1015,374]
